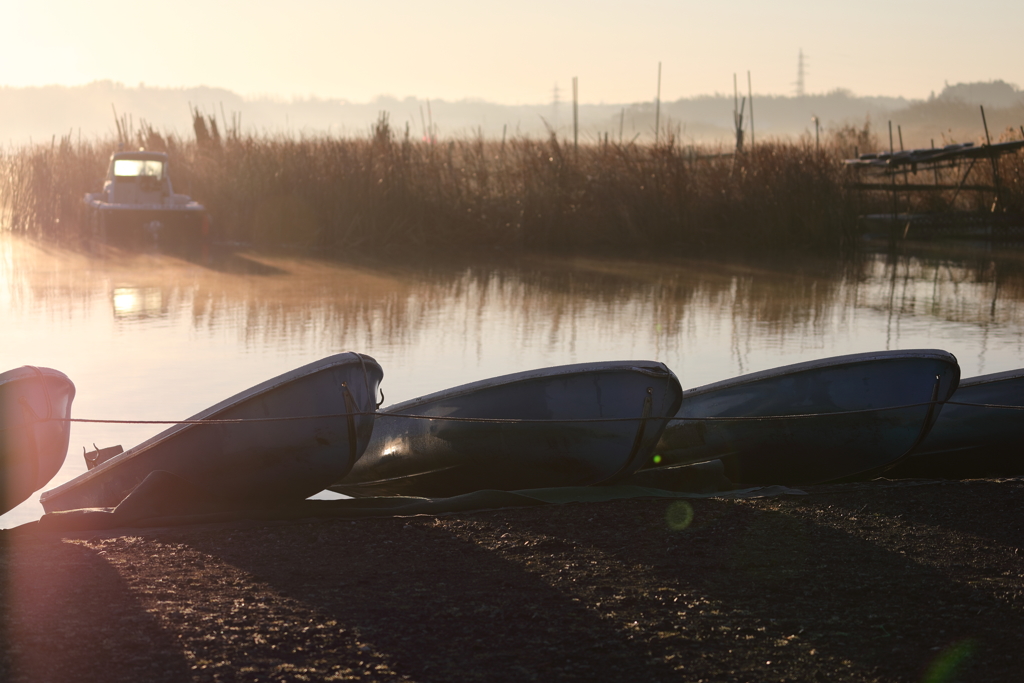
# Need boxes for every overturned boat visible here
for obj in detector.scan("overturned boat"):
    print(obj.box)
[646,350,960,486]
[1,366,76,515]
[887,367,1024,479]
[40,353,382,513]
[330,360,683,498]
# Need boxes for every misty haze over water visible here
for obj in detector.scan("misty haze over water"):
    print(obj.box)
[3,80,1023,149]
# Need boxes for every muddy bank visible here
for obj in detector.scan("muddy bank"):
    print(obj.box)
[1,477,1022,682]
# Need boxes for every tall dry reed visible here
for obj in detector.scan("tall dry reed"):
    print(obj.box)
[8,115,1019,253]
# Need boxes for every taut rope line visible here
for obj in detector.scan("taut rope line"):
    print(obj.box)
[40,399,1024,427]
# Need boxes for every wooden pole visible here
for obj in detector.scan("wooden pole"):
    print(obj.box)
[733,74,744,152]
[889,121,898,239]
[736,99,746,152]
[747,71,755,148]
[898,125,908,184]
[427,100,434,143]
[573,76,579,155]
[981,105,1002,209]
[654,62,661,145]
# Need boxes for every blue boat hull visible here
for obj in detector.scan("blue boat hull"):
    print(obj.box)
[331,361,683,498]
[647,350,960,486]
[0,367,76,515]
[887,368,1024,479]
[40,353,382,512]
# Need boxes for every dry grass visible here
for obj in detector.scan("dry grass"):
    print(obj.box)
[3,115,1020,254]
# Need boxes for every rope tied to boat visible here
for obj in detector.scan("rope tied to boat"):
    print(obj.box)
[351,352,384,409]
[41,399,1024,427]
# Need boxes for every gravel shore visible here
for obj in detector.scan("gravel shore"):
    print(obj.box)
[1,477,1022,682]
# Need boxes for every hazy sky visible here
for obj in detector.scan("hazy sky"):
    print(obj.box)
[3,0,1021,104]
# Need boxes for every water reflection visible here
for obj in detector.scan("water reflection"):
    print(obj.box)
[1,235,1023,527]
[112,286,165,320]
[4,238,1024,382]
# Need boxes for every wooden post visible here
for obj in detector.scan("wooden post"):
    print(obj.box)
[655,62,662,145]
[733,74,738,140]
[747,71,755,148]
[981,105,1002,209]
[427,100,434,143]
[889,121,898,242]
[734,75,745,152]
[573,76,579,155]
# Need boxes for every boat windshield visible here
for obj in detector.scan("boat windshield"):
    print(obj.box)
[113,159,165,179]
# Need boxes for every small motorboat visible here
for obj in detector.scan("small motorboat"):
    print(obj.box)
[329,360,683,498]
[40,353,382,513]
[1,366,76,515]
[646,350,960,486]
[887,367,1024,479]
[83,150,208,248]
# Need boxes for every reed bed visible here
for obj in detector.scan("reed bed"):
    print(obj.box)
[5,115,1018,254]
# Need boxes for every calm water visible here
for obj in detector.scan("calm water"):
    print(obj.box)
[3,236,1023,527]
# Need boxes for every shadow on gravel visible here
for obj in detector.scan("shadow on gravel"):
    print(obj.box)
[28,487,1021,683]
[178,517,684,682]
[490,497,1023,683]
[818,479,1024,551]
[0,532,191,683]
